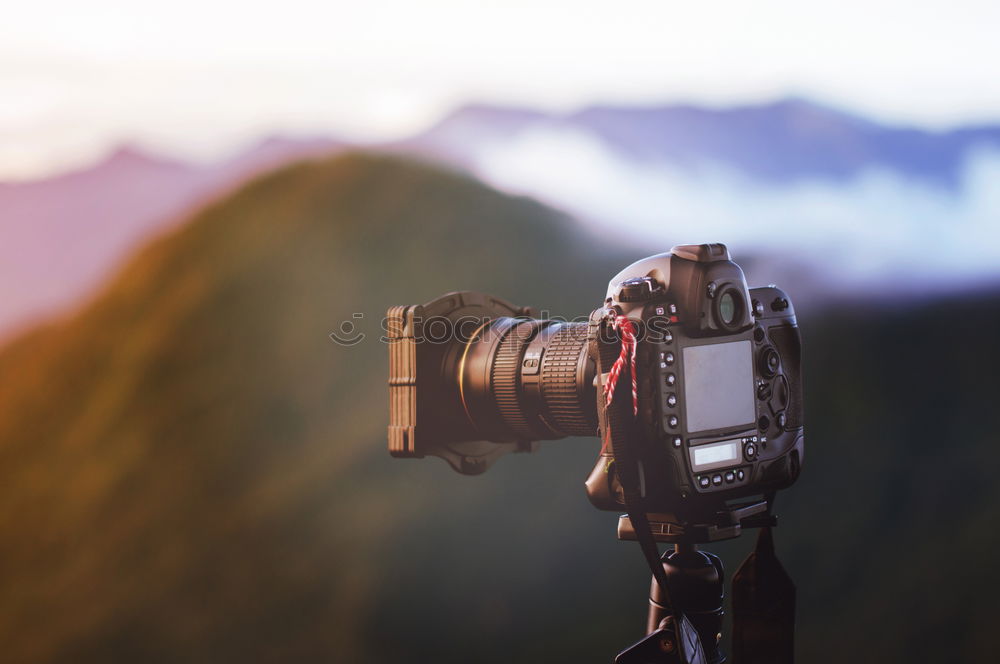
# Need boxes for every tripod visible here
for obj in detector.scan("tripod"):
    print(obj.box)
[613,504,796,664]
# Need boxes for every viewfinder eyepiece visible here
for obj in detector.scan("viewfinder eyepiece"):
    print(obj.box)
[714,285,745,331]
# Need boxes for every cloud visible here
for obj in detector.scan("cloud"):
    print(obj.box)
[470,126,1000,292]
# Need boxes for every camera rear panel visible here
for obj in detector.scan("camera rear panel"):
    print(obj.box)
[638,286,804,509]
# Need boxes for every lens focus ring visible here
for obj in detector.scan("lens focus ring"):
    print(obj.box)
[538,322,596,436]
[491,319,544,438]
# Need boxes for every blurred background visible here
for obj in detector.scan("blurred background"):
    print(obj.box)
[2,1,999,662]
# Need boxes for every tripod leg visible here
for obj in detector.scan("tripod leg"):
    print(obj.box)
[616,614,706,664]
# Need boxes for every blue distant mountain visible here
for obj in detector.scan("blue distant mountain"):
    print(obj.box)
[404,97,1000,189]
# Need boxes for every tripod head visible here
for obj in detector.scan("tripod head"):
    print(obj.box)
[617,499,776,545]
[613,499,795,664]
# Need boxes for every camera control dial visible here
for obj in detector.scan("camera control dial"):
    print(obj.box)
[616,276,661,302]
[759,346,780,378]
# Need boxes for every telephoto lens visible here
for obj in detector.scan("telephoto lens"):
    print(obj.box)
[386,291,598,474]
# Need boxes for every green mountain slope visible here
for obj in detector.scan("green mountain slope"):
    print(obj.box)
[1,152,999,663]
[0,153,637,662]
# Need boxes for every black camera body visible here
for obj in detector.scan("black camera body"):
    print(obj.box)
[583,244,803,521]
[387,243,803,523]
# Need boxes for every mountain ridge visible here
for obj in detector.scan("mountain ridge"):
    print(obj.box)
[0,152,634,662]
[403,96,1000,186]
[0,135,343,342]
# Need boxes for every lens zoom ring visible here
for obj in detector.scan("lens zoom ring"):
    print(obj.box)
[540,323,595,436]
[491,320,539,438]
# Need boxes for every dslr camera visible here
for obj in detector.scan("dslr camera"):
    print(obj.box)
[387,243,803,526]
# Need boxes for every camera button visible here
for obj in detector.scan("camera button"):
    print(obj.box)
[737,469,746,481]
[672,436,682,448]
[665,393,677,407]
[744,443,757,460]
[663,330,673,344]
[724,471,735,483]
[698,476,710,489]
[663,352,675,365]
[664,373,676,386]
[667,415,679,429]
[712,474,723,486]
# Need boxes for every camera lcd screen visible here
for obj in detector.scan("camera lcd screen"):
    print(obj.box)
[682,340,755,433]
[690,439,740,472]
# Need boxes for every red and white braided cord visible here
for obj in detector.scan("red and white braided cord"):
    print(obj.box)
[603,314,639,416]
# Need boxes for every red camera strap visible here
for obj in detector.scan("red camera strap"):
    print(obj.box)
[604,314,639,413]
[600,314,638,456]
[590,309,706,664]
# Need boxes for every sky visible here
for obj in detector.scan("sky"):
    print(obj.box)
[3,0,1000,179]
